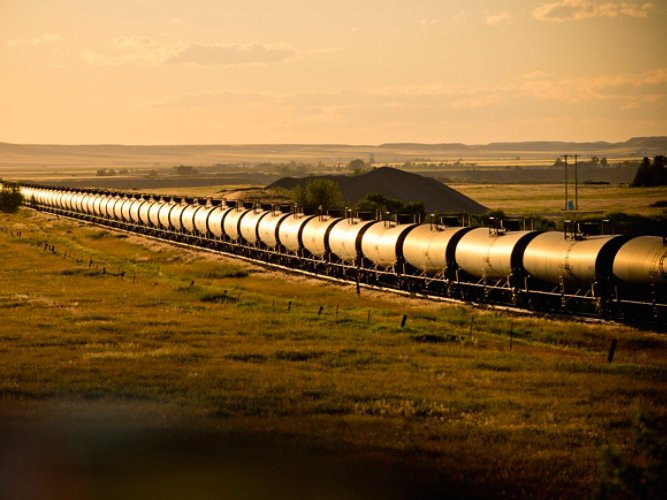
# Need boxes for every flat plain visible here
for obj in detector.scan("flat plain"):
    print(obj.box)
[1,208,665,499]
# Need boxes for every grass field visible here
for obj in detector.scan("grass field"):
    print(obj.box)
[1,208,665,499]
[453,183,667,218]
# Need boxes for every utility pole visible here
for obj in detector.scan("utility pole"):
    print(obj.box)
[574,153,578,210]
[563,154,568,211]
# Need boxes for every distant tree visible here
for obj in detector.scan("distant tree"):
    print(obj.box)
[553,158,564,167]
[288,178,341,210]
[631,156,666,187]
[348,158,368,176]
[600,156,608,167]
[0,182,24,213]
[355,193,425,221]
[305,178,341,210]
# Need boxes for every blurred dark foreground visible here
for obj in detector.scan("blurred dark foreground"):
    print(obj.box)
[0,409,487,500]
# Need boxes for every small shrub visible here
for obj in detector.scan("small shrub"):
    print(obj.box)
[0,182,23,213]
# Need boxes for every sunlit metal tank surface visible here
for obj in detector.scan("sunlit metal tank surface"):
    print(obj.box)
[361,222,418,268]
[278,213,316,253]
[129,198,146,224]
[92,194,105,216]
[168,200,188,231]
[224,206,253,242]
[455,228,541,280]
[74,192,85,213]
[523,232,629,285]
[72,192,85,212]
[84,194,96,215]
[76,192,87,212]
[613,236,667,284]
[138,198,154,226]
[158,199,177,229]
[193,204,215,235]
[71,192,82,211]
[113,196,127,221]
[96,194,108,217]
[181,202,203,234]
[328,218,377,263]
[206,205,233,238]
[257,211,291,248]
[62,192,74,211]
[301,215,344,258]
[101,196,119,219]
[53,190,64,209]
[148,199,165,227]
[57,191,68,210]
[403,225,473,274]
[120,197,135,223]
[42,190,54,208]
[239,208,270,244]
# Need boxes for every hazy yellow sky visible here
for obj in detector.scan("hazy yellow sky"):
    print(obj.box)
[1,0,665,145]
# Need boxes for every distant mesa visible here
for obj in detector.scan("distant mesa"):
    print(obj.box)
[268,166,488,214]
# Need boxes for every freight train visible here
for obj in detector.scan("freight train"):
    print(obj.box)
[10,183,667,328]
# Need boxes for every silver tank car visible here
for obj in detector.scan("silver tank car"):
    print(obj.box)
[129,198,146,224]
[168,200,188,232]
[62,192,74,211]
[73,192,85,212]
[158,199,177,229]
[193,204,216,235]
[456,228,541,280]
[224,206,253,242]
[181,202,203,234]
[206,205,233,238]
[239,208,270,244]
[148,198,165,227]
[103,196,119,219]
[92,194,105,217]
[403,225,473,274]
[113,196,128,221]
[328,217,376,263]
[613,236,667,284]
[278,213,316,253]
[257,210,291,248]
[301,215,344,258]
[523,232,629,285]
[120,197,135,223]
[139,198,155,225]
[84,194,96,215]
[361,221,418,269]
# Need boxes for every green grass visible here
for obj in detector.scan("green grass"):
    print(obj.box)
[0,208,665,499]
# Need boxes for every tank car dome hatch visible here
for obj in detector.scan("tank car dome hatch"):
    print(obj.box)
[455,228,542,280]
[523,232,630,285]
[301,215,344,258]
[361,222,419,269]
[403,225,473,274]
[613,236,667,285]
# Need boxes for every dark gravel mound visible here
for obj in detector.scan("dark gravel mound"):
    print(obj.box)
[267,166,488,214]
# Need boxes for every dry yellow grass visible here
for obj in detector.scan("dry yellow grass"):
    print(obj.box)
[1,208,665,499]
